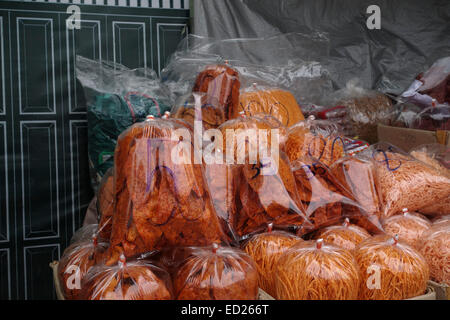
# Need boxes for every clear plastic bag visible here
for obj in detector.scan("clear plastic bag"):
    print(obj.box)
[432,215,450,228]
[285,118,345,167]
[97,167,114,241]
[192,64,241,120]
[76,56,172,188]
[173,244,259,300]
[355,235,429,300]
[389,102,424,128]
[412,105,450,131]
[382,208,431,249]
[108,117,227,263]
[81,255,173,300]
[70,224,99,245]
[329,80,393,143]
[233,83,305,127]
[242,224,303,298]
[275,239,360,300]
[58,235,108,299]
[368,143,450,218]
[314,218,371,251]
[172,92,226,130]
[417,223,450,285]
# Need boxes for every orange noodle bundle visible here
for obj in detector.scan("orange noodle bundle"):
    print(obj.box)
[242,224,303,297]
[355,235,429,300]
[382,208,431,249]
[314,218,371,251]
[58,235,108,299]
[275,239,360,300]
[173,244,259,300]
[417,224,450,285]
[368,143,450,218]
[81,254,173,300]
[432,215,450,228]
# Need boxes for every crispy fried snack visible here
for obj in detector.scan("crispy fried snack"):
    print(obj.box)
[109,118,226,263]
[81,256,173,300]
[58,237,108,300]
[234,87,305,127]
[97,168,114,241]
[174,245,258,300]
[243,226,303,298]
[275,239,360,300]
[355,235,429,300]
[285,123,344,167]
[193,64,240,119]
[173,93,226,130]
[314,218,371,251]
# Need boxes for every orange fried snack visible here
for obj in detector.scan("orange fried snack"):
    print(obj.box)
[243,226,303,298]
[275,239,360,300]
[355,235,429,300]
[174,245,259,300]
[97,169,115,241]
[193,64,240,120]
[81,256,173,300]
[109,118,226,263]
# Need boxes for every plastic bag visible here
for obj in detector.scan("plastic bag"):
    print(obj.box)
[368,143,450,218]
[301,104,353,136]
[242,224,303,298]
[285,118,345,167]
[329,80,393,143]
[97,167,114,241]
[401,57,450,107]
[275,239,360,300]
[412,105,450,131]
[382,208,431,249]
[76,56,172,188]
[417,223,450,285]
[172,92,226,130]
[173,244,258,300]
[70,224,99,245]
[355,235,429,300]
[207,115,311,240]
[233,83,305,127]
[81,255,173,300]
[192,63,240,120]
[410,143,450,172]
[314,218,371,251]
[432,215,450,228]
[389,102,424,128]
[58,235,108,299]
[108,117,227,263]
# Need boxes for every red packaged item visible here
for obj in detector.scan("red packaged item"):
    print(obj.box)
[173,244,259,300]
[192,64,240,120]
[81,255,173,300]
[108,117,227,263]
[58,235,108,299]
[275,239,360,300]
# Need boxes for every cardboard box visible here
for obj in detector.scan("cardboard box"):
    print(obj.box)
[377,124,450,152]
[428,280,450,300]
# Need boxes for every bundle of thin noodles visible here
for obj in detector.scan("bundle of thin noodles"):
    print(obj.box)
[275,239,360,300]
[355,235,429,300]
[242,224,303,298]
[314,218,370,251]
[432,215,450,228]
[417,224,450,285]
[382,208,431,249]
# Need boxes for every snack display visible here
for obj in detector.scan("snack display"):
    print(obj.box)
[173,244,259,300]
[285,119,345,167]
[355,235,429,300]
[275,239,360,300]
[242,224,303,297]
[81,255,173,300]
[192,64,240,120]
[58,236,108,299]
[418,224,450,285]
[382,208,431,249]
[172,92,226,130]
[314,218,371,251]
[369,143,450,218]
[233,84,305,127]
[97,168,114,241]
[108,117,227,262]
